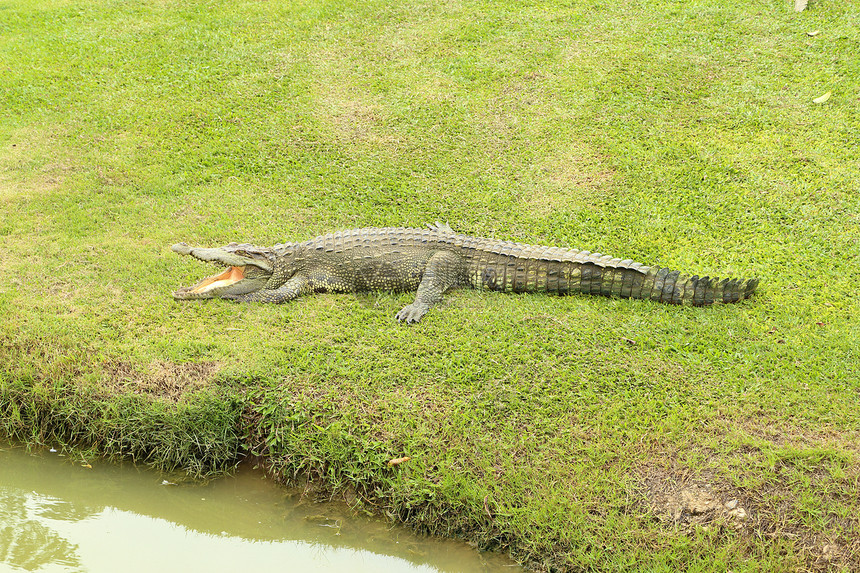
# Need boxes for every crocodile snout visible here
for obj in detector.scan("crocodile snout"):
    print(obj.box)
[171,243,192,255]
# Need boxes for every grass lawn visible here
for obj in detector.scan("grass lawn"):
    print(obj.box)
[1,0,858,570]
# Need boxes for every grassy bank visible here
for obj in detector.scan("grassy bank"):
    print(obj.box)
[1,0,858,570]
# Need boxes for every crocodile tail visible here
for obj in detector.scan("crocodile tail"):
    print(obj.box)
[470,253,758,305]
[556,262,758,305]
[628,266,759,305]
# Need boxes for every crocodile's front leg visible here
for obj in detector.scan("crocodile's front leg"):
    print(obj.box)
[223,273,310,303]
[396,251,465,324]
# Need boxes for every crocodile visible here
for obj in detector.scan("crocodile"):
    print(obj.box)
[171,223,759,323]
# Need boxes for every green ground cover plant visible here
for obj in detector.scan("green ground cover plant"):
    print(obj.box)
[1,0,858,570]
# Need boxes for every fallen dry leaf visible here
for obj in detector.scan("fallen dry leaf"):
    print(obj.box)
[813,92,832,104]
[388,456,411,466]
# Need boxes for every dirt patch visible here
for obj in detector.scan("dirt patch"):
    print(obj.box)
[0,125,77,201]
[325,98,399,148]
[102,360,220,401]
[526,151,616,216]
[309,45,402,151]
[641,468,749,529]
[638,465,859,571]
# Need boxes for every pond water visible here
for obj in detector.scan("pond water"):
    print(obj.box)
[0,445,520,573]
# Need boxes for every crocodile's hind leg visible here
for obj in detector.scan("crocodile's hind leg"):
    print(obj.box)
[396,251,465,324]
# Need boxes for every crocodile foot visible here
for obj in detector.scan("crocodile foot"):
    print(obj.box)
[396,303,430,324]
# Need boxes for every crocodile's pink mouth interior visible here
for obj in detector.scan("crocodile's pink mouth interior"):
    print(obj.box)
[190,266,246,294]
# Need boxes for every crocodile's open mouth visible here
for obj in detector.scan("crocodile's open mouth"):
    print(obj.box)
[187,265,246,294]
[171,242,274,300]
[173,264,270,300]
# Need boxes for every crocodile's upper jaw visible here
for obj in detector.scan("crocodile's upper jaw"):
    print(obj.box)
[171,243,273,300]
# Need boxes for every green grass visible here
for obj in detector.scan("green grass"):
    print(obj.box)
[1,0,859,570]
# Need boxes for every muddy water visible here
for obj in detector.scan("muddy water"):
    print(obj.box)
[0,445,520,572]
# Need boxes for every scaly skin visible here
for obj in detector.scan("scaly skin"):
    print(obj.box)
[172,223,759,323]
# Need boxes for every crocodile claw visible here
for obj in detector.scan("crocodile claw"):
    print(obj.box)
[396,303,430,324]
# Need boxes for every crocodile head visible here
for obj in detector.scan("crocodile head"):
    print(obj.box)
[171,242,274,300]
